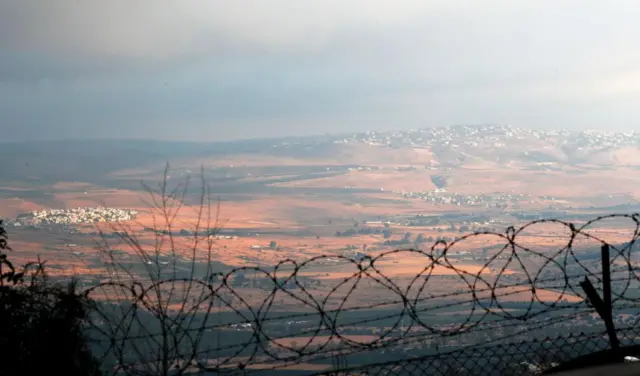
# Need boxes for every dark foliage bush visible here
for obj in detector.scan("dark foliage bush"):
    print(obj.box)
[0,220,101,376]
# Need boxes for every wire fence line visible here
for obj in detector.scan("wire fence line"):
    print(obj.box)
[82,213,640,375]
[322,330,614,376]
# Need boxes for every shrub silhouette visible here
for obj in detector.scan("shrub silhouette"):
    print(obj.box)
[0,220,101,376]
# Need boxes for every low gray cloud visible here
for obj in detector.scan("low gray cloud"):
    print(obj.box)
[1,1,640,141]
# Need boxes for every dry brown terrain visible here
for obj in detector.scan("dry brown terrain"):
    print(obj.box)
[613,147,640,166]
[4,140,638,320]
[0,198,44,218]
[265,165,640,199]
[271,169,438,192]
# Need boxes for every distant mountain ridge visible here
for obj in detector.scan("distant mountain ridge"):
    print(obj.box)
[1,125,638,184]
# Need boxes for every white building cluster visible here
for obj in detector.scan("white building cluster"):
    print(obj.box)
[401,190,530,209]
[333,124,640,150]
[27,207,138,225]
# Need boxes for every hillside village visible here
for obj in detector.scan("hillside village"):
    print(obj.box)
[400,190,531,209]
[15,207,138,226]
[332,124,640,150]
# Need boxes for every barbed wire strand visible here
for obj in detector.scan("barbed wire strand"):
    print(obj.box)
[84,214,640,375]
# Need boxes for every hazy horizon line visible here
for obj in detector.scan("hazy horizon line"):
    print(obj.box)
[0,123,631,145]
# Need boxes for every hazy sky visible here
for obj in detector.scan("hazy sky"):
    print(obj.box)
[1,1,640,141]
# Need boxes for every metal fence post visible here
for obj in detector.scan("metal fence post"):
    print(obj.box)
[579,244,620,353]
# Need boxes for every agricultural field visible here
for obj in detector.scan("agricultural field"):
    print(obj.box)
[2,126,640,340]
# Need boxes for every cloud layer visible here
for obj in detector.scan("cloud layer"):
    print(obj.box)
[2,1,640,141]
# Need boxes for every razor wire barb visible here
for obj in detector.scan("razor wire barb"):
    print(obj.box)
[83,213,640,375]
